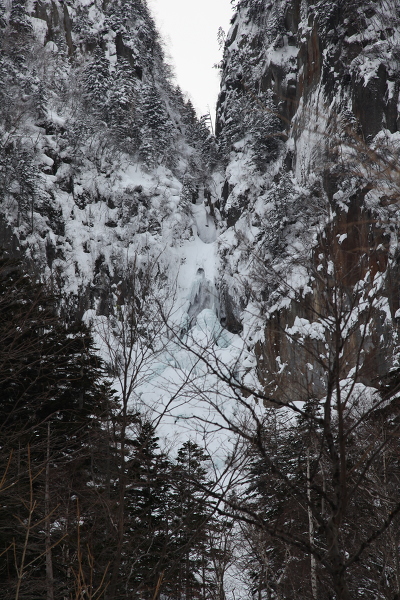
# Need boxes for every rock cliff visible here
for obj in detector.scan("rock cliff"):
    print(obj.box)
[1,0,400,401]
[216,0,400,399]
[0,0,215,320]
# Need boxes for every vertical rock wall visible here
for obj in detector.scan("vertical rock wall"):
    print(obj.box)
[216,0,400,397]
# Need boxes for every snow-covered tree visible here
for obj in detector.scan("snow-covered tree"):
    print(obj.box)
[108,57,141,152]
[82,45,110,119]
[10,0,31,33]
[139,84,174,167]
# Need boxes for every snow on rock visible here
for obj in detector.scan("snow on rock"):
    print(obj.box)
[192,203,216,244]
[213,0,400,399]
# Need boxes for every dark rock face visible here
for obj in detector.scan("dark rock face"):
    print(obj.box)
[255,193,392,402]
[216,0,400,394]
[34,0,74,54]
[352,64,396,140]
[218,284,243,334]
[115,33,143,78]
[297,19,322,101]
[217,0,400,167]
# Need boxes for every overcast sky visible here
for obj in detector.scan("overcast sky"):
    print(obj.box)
[148,0,234,120]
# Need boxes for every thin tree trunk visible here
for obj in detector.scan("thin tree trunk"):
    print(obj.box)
[45,423,54,600]
[107,393,128,599]
[307,449,317,600]
[15,447,35,600]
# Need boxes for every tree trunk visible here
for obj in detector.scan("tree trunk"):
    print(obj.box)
[307,449,317,600]
[106,394,128,599]
[45,423,54,600]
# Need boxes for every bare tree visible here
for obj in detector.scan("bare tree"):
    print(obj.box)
[89,258,176,599]
[164,217,400,599]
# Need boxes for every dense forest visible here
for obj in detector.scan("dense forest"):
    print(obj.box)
[2,0,400,599]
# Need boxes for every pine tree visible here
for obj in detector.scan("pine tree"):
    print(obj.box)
[218,87,281,171]
[7,0,33,70]
[242,413,314,599]
[0,251,106,448]
[83,45,110,119]
[105,0,163,72]
[248,92,281,172]
[0,253,107,600]
[0,0,6,29]
[34,79,48,123]
[10,0,31,33]
[0,46,9,126]
[108,57,140,151]
[122,419,172,599]
[168,441,214,600]
[139,84,174,168]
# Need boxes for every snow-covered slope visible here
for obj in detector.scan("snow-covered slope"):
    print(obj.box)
[0,0,253,436]
[0,0,218,321]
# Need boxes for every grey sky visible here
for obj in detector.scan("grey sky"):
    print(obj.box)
[149,0,234,119]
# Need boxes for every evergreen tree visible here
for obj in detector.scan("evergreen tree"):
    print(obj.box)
[185,107,218,172]
[0,48,9,127]
[83,45,110,119]
[7,0,33,71]
[242,411,316,600]
[105,0,163,72]
[0,252,108,600]
[168,441,214,600]
[182,99,198,132]
[108,57,141,152]
[122,419,172,599]
[248,92,281,172]
[218,88,281,171]
[139,84,174,168]
[0,0,6,29]
[10,0,31,33]
[0,250,106,448]
[33,79,48,123]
